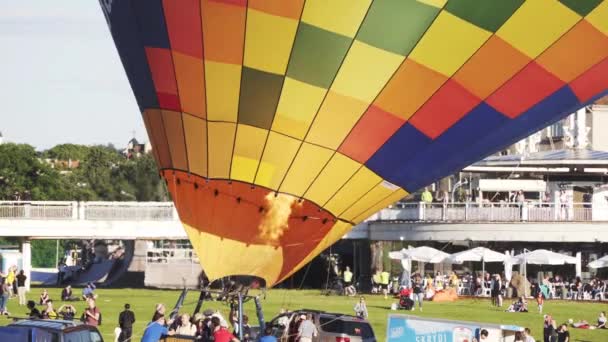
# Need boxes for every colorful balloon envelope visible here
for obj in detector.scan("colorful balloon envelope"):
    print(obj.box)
[100,0,608,285]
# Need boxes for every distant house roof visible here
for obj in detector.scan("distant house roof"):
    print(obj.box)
[129,137,139,145]
[469,149,608,168]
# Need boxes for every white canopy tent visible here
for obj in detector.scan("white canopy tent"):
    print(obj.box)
[589,255,608,269]
[389,246,450,263]
[389,246,450,287]
[511,249,579,296]
[448,247,508,292]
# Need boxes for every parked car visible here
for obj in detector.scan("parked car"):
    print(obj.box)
[267,309,376,342]
[0,319,104,342]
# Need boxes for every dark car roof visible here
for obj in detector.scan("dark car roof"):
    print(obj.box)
[9,319,97,333]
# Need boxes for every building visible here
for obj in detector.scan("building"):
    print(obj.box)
[122,137,152,159]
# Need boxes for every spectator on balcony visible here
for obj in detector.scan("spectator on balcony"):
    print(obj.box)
[516,190,525,204]
[421,188,433,204]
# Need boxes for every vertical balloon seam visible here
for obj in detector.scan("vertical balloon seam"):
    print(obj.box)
[273,1,374,194]
[158,1,191,177]
[251,1,307,186]
[293,1,447,207]
[227,0,249,181]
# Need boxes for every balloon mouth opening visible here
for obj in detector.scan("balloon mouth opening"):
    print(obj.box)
[207,275,267,291]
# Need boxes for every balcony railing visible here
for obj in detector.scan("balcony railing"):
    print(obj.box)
[368,202,604,222]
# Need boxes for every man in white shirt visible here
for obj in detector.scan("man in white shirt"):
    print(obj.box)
[523,327,536,342]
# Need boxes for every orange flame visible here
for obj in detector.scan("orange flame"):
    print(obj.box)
[258,193,299,243]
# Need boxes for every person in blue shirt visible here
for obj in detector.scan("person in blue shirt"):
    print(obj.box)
[82,283,97,300]
[141,314,175,342]
[259,326,277,342]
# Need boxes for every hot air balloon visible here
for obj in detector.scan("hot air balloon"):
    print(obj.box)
[99,0,608,286]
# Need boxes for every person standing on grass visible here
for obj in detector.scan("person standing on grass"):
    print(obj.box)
[380,270,390,299]
[0,278,10,315]
[119,303,136,342]
[412,274,424,312]
[523,327,536,342]
[16,270,27,306]
[297,314,318,342]
[142,314,175,342]
[212,316,239,342]
[84,299,101,327]
[259,326,277,342]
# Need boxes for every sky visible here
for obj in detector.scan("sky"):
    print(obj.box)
[0,1,147,150]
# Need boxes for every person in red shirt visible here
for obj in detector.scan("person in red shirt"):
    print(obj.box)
[212,316,239,342]
[84,298,100,327]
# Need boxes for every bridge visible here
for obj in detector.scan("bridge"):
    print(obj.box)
[1,200,607,242]
[3,200,607,290]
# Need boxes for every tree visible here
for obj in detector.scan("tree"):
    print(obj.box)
[0,143,69,200]
[44,144,90,161]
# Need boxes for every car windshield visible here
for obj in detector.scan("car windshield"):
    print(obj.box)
[319,317,374,339]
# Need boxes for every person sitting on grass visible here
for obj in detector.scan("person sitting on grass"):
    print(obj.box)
[42,300,58,319]
[58,304,77,321]
[61,285,78,301]
[598,311,606,329]
[506,297,528,312]
[82,283,97,300]
[39,289,50,305]
[27,300,41,319]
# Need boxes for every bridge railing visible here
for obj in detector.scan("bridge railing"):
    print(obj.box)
[0,201,178,221]
[369,202,606,222]
[0,201,76,219]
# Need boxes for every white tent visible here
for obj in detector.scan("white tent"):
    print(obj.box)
[389,246,450,263]
[449,247,507,263]
[389,246,450,287]
[511,249,577,265]
[448,247,507,291]
[589,255,608,269]
[511,249,578,297]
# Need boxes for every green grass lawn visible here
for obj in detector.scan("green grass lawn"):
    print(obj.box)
[1,288,607,341]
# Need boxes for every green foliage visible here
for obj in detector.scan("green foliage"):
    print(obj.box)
[31,240,59,268]
[44,144,90,161]
[0,143,69,200]
[0,143,167,201]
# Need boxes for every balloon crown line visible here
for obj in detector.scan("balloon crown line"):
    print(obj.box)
[161,172,337,224]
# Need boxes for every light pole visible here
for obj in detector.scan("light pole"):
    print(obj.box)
[451,180,469,203]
